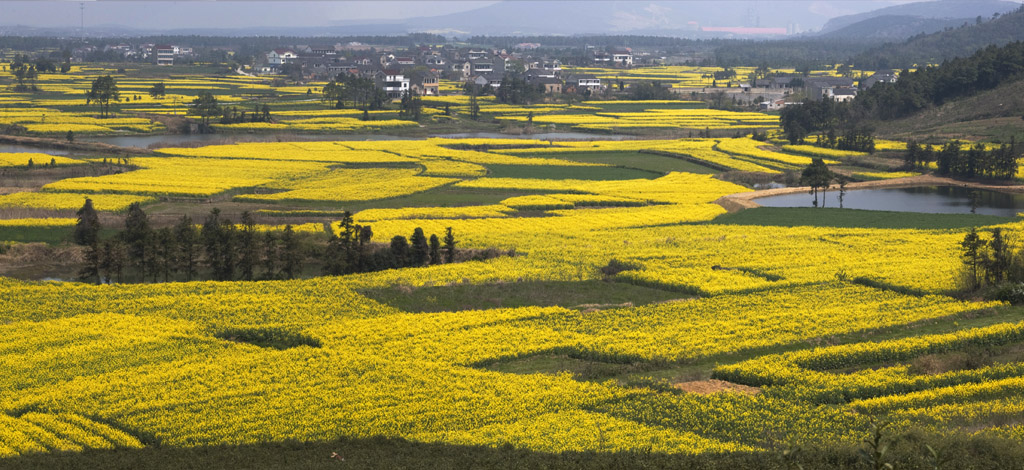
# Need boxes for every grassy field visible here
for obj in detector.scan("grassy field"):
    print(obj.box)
[5,126,1024,466]
[708,207,1017,229]
[879,79,1024,143]
[509,150,719,174]
[484,163,661,180]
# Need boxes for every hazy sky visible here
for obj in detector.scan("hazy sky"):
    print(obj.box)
[0,1,499,29]
[1,0,1020,31]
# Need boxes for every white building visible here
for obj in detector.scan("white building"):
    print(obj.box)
[154,45,174,66]
[383,69,410,99]
[266,49,298,66]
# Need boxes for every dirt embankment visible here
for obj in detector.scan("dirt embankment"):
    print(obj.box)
[715,174,1024,212]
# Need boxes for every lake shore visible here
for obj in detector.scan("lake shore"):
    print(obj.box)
[715,174,1024,212]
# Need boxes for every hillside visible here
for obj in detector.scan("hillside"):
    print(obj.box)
[853,5,1024,69]
[876,78,1024,142]
[820,15,968,41]
[819,0,1018,34]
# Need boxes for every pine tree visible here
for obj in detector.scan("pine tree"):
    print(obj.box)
[390,235,409,268]
[429,234,441,265]
[262,231,279,280]
[74,198,101,246]
[78,242,102,284]
[238,211,258,281]
[155,227,173,282]
[987,228,1010,284]
[280,225,302,279]
[174,215,198,282]
[122,202,151,281]
[443,227,456,263]
[961,228,988,290]
[201,209,225,280]
[409,227,429,266]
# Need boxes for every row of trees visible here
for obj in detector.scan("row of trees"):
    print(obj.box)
[813,129,876,153]
[220,104,273,125]
[74,201,464,284]
[779,98,871,146]
[77,203,307,283]
[906,139,1020,179]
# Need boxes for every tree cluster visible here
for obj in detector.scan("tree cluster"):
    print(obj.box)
[324,215,458,275]
[398,89,423,120]
[220,104,272,125]
[779,98,861,145]
[86,75,120,118]
[188,91,221,131]
[9,54,39,92]
[959,227,1024,292]
[628,81,673,100]
[927,140,1021,180]
[494,73,543,105]
[321,74,387,111]
[814,129,876,153]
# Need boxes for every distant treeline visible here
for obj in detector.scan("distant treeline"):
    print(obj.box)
[714,39,874,70]
[469,35,722,49]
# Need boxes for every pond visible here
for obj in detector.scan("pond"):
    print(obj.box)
[0,144,69,155]
[85,131,633,148]
[754,185,1024,217]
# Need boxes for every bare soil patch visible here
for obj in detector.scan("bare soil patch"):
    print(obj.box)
[673,379,761,395]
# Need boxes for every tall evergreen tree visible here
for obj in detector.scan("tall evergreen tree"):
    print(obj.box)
[78,242,102,284]
[174,215,198,282]
[74,198,101,246]
[262,231,279,280]
[390,235,409,268]
[443,227,456,264]
[238,211,258,281]
[961,228,987,290]
[429,234,441,265]
[280,225,302,279]
[201,209,227,280]
[409,227,429,267]
[155,227,173,282]
[122,202,151,280]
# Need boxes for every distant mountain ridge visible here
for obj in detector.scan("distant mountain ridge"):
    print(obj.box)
[819,0,1020,34]
[852,5,1024,69]
[819,15,970,41]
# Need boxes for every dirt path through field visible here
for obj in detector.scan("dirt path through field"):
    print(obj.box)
[715,175,1024,212]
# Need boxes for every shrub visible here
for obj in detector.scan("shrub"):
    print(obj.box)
[600,258,642,277]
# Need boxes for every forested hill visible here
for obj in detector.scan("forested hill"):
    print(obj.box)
[852,5,1024,70]
[780,39,1024,143]
[855,40,1024,121]
[819,15,970,42]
